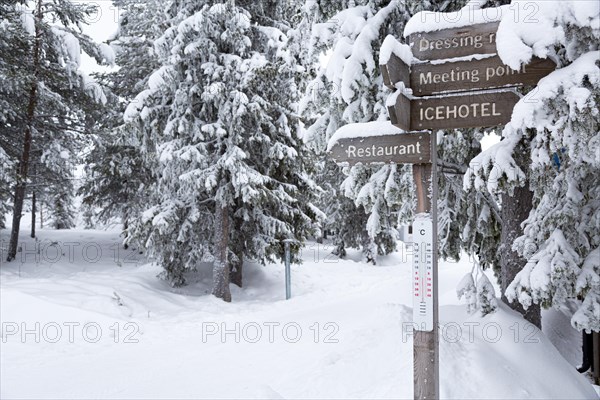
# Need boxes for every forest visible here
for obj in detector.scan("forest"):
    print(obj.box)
[0,0,598,385]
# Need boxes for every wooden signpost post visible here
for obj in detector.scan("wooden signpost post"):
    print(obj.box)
[330,15,555,400]
[411,156,438,400]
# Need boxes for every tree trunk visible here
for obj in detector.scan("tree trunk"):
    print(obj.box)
[39,202,43,229]
[230,252,243,288]
[212,206,231,302]
[7,1,42,262]
[500,140,541,329]
[361,229,376,265]
[31,191,36,238]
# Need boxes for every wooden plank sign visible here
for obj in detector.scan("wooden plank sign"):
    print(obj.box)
[388,92,411,130]
[410,56,556,96]
[328,132,432,166]
[412,90,519,130]
[388,90,519,131]
[408,22,499,61]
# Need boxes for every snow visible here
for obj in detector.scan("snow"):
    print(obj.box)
[542,305,584,368]
[573,248,600,332]
[380,35,413,66]
[386,89,401,107]
[507,230,581,312]
[326,121,405,152]
[473,50,600,194]
[461,0,489,11]
[505,51,600,156]
[457,273,477,314]
[496,1,600,70]
[124,90,152,123]
[51,27,82,69]
[0,227,596,399]
[17,5,35,36]
[464,134,526,193]
[404,5,510,37]
[80,73,107,105]
[317,2,399,105]
[98,43,116,66]
[147,66,174,92]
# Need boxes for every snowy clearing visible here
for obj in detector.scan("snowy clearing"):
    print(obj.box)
[0,228,595,399]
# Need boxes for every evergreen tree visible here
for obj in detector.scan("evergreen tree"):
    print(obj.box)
[298,0,481,263]
[80,0,166,237]
[299,0,422,263]
[49,182,75,230]
[124,0,318,300]
[438,131,502,271]
[465,1,600,331]
[0,146,13,229]
[1,0,110,260]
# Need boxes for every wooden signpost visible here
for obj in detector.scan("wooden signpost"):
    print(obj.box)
[331,15,555,400]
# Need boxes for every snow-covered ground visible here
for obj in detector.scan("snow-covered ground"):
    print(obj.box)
[0,227,596,399]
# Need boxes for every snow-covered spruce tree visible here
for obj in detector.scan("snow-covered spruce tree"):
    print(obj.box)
[125,1,317,300]
[299,0,422,263]
[1,0,111,260]
[0,2,27,230]
[465,1,600,331]
[437,131,502,271]
[0,146,14,229]
[49,182,75,230]
[299,0,486,263]
[80,0,166,237]
[435,127,505,316]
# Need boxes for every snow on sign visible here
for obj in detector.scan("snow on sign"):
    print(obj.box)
[383,54,557,96]
[413,217,434,332]
[407,22,499,61]
[388,89,519,131]
[328,132,432,166]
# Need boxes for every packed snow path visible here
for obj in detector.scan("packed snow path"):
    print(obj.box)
[0,228,596,399]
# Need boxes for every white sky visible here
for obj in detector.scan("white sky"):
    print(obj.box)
[76,0,119,74]
[480,131,501,150]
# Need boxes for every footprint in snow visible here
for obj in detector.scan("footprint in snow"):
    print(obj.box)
[255,384,284,399]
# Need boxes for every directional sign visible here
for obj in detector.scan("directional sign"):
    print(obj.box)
[328,132,432,166]
[401,56,556,96]
[388,90,519,131]
[413,216,434,332]
[408,22,499,61]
